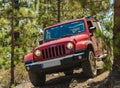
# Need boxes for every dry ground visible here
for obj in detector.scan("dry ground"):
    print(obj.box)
[15,69,109,88]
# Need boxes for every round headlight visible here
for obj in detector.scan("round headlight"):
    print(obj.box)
[67,42,74,50]
[34,50,41,56]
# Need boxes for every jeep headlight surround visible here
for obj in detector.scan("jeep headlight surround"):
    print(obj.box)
[34,50,41,56]
[67,42,74,50]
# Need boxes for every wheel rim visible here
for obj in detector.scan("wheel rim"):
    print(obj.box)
[89,51,97,75]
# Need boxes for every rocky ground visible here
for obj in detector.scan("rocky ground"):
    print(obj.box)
[0,61,109,88]
[15,69,109,88]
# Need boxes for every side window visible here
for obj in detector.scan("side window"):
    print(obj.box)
[87,21,93,32]
[87,21,93,28]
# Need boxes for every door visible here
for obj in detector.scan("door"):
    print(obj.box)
[87,20,99,56]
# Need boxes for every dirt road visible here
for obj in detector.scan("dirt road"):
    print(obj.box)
[15,69,109,88]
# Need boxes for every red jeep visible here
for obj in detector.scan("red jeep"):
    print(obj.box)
[24,17,107,86]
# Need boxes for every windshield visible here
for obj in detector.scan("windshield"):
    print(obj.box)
[44,20,85,42]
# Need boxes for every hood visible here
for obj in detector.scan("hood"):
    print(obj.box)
[35,33,89,50]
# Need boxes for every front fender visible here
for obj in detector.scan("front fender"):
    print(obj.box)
[24,53,34,63]
[75,40,93,51]
[75,41,87,50]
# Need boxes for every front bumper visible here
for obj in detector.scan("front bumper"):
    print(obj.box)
[25,52,85,73]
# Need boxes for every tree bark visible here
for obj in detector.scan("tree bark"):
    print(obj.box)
[57,0,61,23]
[98,0,120,88]
[113,0,120,68]
[10,0,15,87]
[111,0,120,75]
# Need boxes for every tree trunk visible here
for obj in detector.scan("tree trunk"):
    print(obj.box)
[57,0,61,23]
[113,0,120,67]
[10,0,15,87]
[98,0,120,88]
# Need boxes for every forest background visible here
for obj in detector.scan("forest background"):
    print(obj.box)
[0,0,113,87]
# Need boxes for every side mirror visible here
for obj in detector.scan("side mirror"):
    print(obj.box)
[38,40,43,45]
[89,27,96,36]
[89,27,96,31]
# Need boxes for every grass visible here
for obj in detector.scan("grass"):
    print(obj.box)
[0,63,29,87]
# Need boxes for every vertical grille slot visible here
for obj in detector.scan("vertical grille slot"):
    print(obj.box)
[42,49,45,59]
[52,47,55,57]
[59,46,62,55]
[49,48,52,58]
[55,46,59,56]
[45,49,48,58]
[62,45,66,54]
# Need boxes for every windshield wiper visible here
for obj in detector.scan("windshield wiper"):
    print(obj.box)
[45,38,57,42]
[60,34,74,38]
[45,34,73,42]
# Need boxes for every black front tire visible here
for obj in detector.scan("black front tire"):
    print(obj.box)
[28,71,46,87]
[81,50,97,78]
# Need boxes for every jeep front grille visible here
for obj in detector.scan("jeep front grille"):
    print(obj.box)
[42,45,66,59]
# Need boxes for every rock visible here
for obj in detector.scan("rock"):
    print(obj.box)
[87,78,94,86]
[15,82,33,88]
[96,61,104,69]
[69,78,78,88]
[0,82,6,88]
[53,73,59,77]
[75,83,88,88]
[0,76,2,79]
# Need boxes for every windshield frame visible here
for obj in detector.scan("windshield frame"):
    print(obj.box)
[44,20,86,42]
